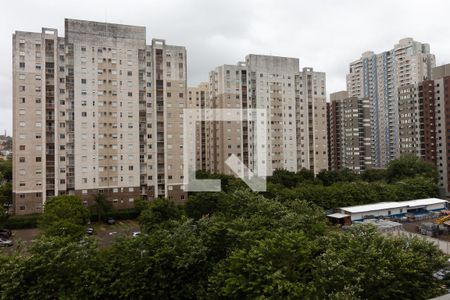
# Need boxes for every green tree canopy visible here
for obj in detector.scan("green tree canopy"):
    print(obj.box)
[361,168,388,182]
[0,236,103,299]
[38,195,90,238]
[208,231,318,298]
[0,159,12,182]
[139,198,184,233]
[90,193,112,221]
[386,154,438,183]
[102,220,209,299]
[313,225,447,299]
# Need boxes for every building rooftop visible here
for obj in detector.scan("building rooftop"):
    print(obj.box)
[327,213,350,219]
[340,198,447,214]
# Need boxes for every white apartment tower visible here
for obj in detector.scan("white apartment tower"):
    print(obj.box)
[13,19,187,215]
[346,38,435,167]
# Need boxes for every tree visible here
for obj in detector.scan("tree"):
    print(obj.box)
[139,198,184,233]
[0,182,12,207]
[102,220,209,299]
[184,192,224,220]
[312,225,447,299]
[0,236,104,299]
[91,193,112,221]
[0,205,8,229]
[208,231,318,298]
[361,168,388,182]
[386,155,438,183]
[134,196,151,213]
[0,159,12,182]
[394,176,439,200]
[317,168,360,186]
[39,195,90,238]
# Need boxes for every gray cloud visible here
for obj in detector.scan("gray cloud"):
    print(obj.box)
[1,0,450,135]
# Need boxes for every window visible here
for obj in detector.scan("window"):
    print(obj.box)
[35,157,42,162]
[19,145,25,150]
[127,71,132,76]
[19,157,25,162]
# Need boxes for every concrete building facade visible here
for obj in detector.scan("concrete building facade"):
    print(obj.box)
[203,55,328,177]
[347,38,435,168]
[13,19,186,215]
[328,91,371,172]
[432,64,450,195]
[398,82,437,163]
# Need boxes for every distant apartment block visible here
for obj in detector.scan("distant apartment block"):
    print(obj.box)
[347,38,435,168]
[431,64,450,195]
[187,82,209,172]
[203,55,328,177]
[328,91,371,172]
[398,83,436,163]
[13,19,187,215]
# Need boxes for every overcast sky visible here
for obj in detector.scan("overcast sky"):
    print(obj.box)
[1,0,450,135]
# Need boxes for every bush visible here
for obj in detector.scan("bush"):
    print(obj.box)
[5,214,39,229]
[90,208,140,222]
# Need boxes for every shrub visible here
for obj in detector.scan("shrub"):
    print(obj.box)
[4,214,39,229]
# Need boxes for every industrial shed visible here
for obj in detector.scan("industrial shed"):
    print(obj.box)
[339,198,448,221]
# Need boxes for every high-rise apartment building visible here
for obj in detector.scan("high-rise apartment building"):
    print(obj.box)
[328,91,371,172]
[204,55,328,177]
[347,38,435,168]
[398,83,436,163]
[187,82,209,172]
[13,19,187,215]
[431,64,450,195]
[206,63,250,176]
[296,67,328,174]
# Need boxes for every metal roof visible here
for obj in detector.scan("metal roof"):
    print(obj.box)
[327,213,350,219]
[340,198,447,214]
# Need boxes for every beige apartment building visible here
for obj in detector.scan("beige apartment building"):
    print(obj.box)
[13,19,186,215]
[296,67,328,174]
[202,55,328,177]
[187,82,209,172]
[328,91,371,172]
[205,63,251,177]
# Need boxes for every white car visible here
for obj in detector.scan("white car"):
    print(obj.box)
[132,231,141,237]
[0,238,13,247]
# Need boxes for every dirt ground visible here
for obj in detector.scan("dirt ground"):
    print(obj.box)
[0,220,140,254]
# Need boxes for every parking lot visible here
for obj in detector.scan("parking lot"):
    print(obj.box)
[0,220,140,254]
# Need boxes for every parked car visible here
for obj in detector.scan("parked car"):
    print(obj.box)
[86,227,94,235]
[0,238,13,247]
[104,217,115,225]
[0,229,12,239]
[132,231,141,237]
